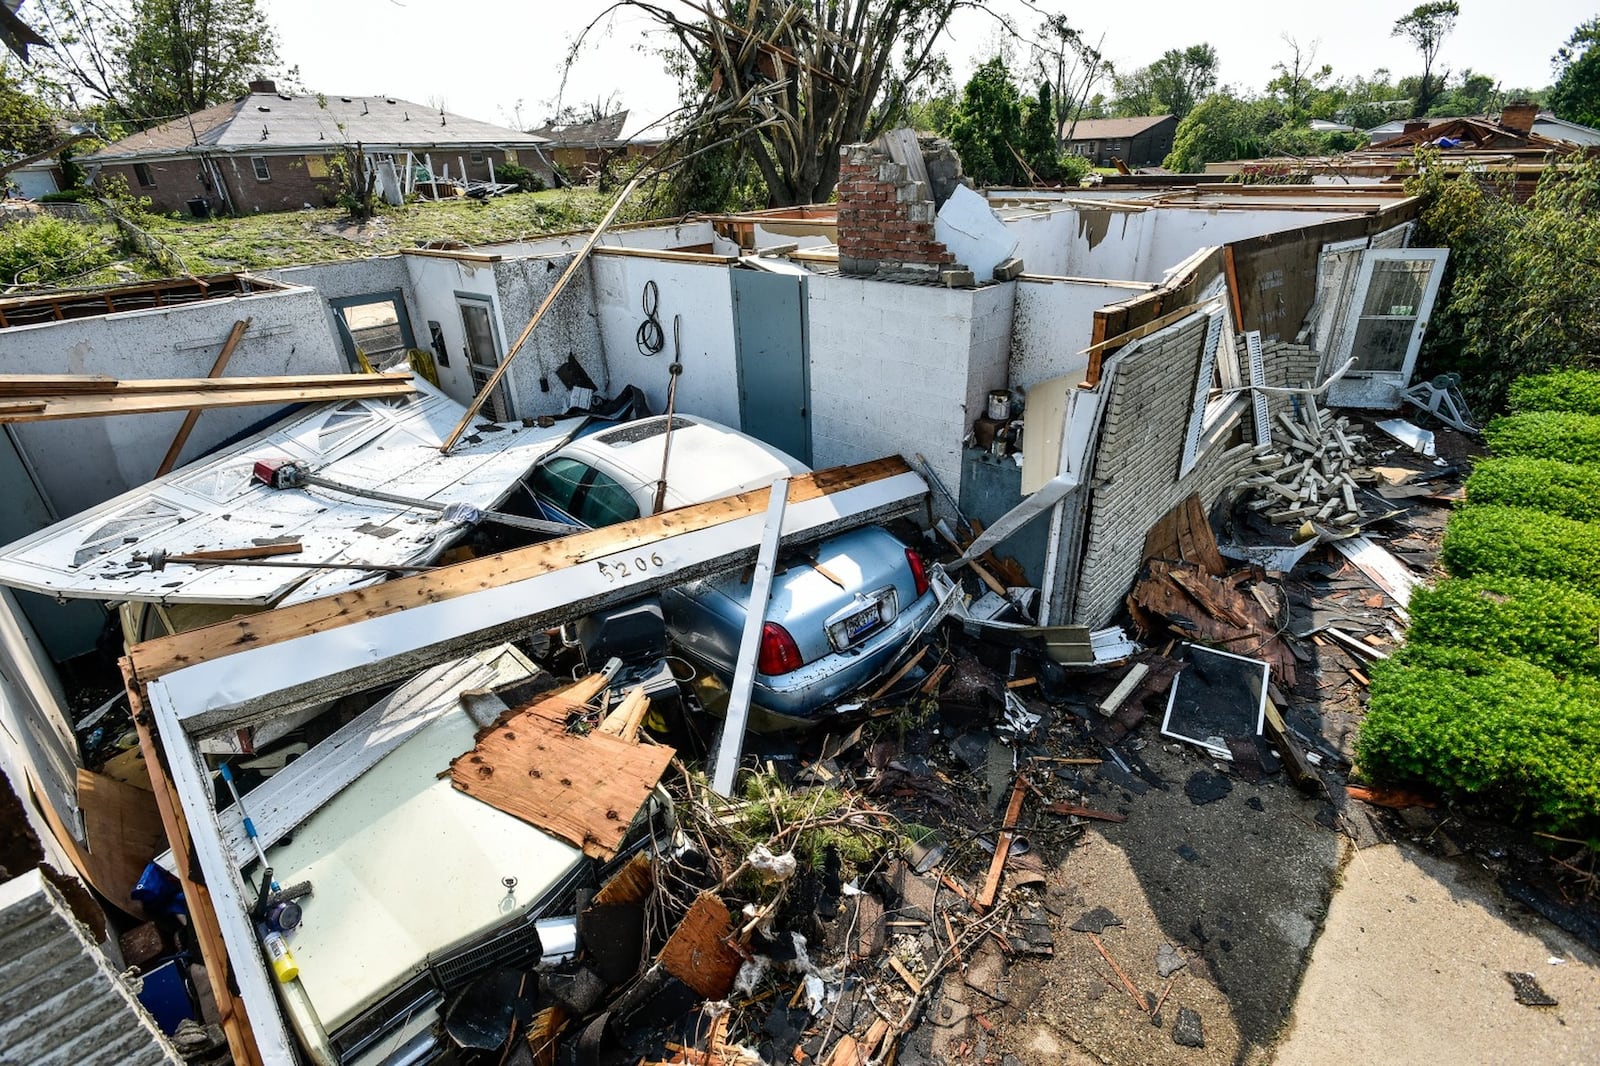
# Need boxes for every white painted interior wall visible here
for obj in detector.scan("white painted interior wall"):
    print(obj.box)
[1009,279,1128,391]
[0,286,346,515]
[1003,205,1151,279]
[265,255,420,369]
[807,275,1012,505]
[589,257,742,427]
[401,254,502,408]
[1143,208,1364,274]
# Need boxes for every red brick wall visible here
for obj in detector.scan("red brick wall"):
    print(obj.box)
[835,143,954,277]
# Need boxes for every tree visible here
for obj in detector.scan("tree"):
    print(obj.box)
[1267,36,1333,121]
[1164,91,1276,172]
[1426,69,1497,116]
[1409,154,1600,411]
[570,1,977,207]
[1019,80,1060,181]
[25,0,280,122]
[1392,1,1460,116]
[1550,18,1600,128]
[947,57,1023,186]
[1112,44,1217,120]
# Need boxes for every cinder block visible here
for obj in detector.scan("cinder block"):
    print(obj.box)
[991,257,1025,281]
[940,268,977,289]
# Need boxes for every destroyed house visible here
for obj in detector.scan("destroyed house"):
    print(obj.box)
[81,80,556,216]
[0,134,1448,1064]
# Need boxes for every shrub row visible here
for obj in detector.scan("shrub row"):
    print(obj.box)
[1482,411,1600,464]
[1440,504,1600,592]
[1407,574,1600,681]
[1507,369,1600,416]
[1358,645,1600,836]
[1464,456,1600,523]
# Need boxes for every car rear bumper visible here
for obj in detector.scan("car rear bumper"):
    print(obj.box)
[752,588,939,719]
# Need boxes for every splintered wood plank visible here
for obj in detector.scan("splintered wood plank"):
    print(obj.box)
[592,852,655,906]
[0,372,410,395]
[1142,493,1225,576]
[657,892,743,999]
[128,457,912,683]
[976,774,1028,912]
[449,694,676,860]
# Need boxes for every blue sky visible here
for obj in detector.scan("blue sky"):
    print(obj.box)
[264,0,1594,129]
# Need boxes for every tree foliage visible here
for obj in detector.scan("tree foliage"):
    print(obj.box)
[1392,1,1460,116]
[1410,155,1600,411]
[574,1,972,207]
[947,57,1023,186]
[1162,91,1278,172]
[1111,43,1217,119]
[1266,36,1331,122]
[26,0,281,123]
[1550,18,1600,128]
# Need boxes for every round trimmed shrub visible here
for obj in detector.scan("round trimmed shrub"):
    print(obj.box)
[1408,574,1600,680]
[1507,369,1600,415]
[1483,412,1600,465]
[1441,505,1600,591]
[1464,457,1600,524]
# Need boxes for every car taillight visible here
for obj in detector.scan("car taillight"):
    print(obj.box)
[906,548,930,598]
[757,622,804,676]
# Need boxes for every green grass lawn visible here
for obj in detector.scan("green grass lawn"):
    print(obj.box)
[0,188,635,289]
[143,188,626,273]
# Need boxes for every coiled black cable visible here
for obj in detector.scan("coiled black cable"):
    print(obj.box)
[635,279,665,355]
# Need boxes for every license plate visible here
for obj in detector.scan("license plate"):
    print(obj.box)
[835,603,882,647]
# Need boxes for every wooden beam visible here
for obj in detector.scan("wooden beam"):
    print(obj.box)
[709,477,788,796]
[155,318,252,477]
[123,662,266,1066]
[1077,299,1207,357]
[591,246,739,265]
[129,459,924,733]
[0,381,415,423]
[441,177,642,452]
[0,372,411,395]
[976,774,1028,912]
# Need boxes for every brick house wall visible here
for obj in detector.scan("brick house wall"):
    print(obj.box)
[105,147,549,216]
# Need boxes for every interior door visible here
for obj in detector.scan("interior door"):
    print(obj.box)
[458,297,512,421]
[1326,248,1449,409]
[732,269,811,463]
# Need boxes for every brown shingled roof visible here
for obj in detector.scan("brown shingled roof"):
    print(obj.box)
[1062,115,1176,141]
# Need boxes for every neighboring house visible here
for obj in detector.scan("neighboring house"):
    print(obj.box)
[81,80,556,216]
[528,109,665,181]
[1366,104,1600,151]
[1061,115,1178,167]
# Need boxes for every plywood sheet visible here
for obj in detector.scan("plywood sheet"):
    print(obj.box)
[449,696,675,860]
[1142,494,1226,576]
[657,892,743,999]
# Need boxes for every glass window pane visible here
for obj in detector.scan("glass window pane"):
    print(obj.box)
[460,304,498,366]
[577,471,641,527]
[1351,318,1414,372]
[1359,259,1429,318]
[530,458,587,514]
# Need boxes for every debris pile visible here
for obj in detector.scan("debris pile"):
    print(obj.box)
[1241,404,1372,528]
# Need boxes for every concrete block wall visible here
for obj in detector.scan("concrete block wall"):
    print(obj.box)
[0,285,346,515]
[836,143,954,277]
[1071,314,1255,625]
[807,274,1012,508]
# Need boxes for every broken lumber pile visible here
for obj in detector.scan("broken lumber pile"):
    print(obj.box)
[1239,404,1372,527]
[0,372,415,423]
[1127,559,1297,687]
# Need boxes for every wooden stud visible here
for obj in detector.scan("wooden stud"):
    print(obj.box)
[155,318,252,477]
[976,774,1028,912]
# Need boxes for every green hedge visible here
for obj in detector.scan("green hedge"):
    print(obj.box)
[1507,369,1600,415]
[1482,412,1600,464]
[1464,457,1600,523]
[1360,645,1600,835]
[1408,575,1600,680]
[1440,505,1600,591]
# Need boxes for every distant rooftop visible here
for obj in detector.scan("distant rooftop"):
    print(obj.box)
[1062,115,1176,140]
[86,82,550,162]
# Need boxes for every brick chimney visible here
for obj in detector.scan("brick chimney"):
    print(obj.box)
[248,78,277,95]
[1499,101,1537,134]
[835,142,955,279]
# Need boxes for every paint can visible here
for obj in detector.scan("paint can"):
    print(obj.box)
[986,390,1011,421]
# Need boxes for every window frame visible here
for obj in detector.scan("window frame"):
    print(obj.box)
[132,162,155,188]
[251,156,271,181]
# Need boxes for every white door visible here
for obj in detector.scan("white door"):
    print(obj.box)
[1326,248,1448,409]
[458,297,512,421]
